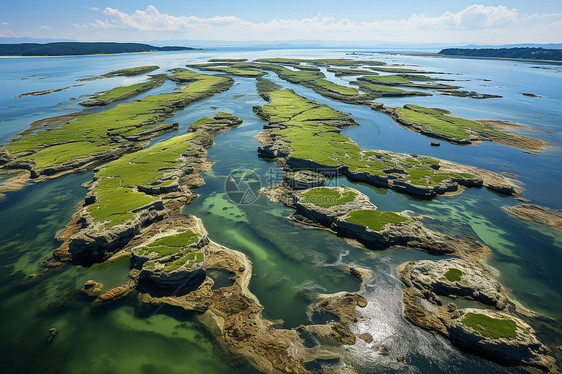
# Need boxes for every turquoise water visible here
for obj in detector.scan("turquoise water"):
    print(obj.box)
[0,49,559,373]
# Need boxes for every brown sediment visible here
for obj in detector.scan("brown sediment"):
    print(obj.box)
[504,204,562,230]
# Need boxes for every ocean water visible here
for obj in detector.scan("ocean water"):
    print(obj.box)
[0,48,559,373]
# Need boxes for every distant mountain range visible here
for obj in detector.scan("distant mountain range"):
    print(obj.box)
[438,47,562,61]
[0,42,199,56]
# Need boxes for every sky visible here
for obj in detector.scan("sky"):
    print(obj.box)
[1,1,561,44]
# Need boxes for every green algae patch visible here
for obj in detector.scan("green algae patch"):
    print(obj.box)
[444,268,463,282]
[462,313,517,339]
[345,209,411,231]
[4,69,233,175]
[299,187,357,208]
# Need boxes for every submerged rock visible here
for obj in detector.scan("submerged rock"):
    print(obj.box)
[504,204,562,230]
[284,170,327,190]
[80,280,103,297]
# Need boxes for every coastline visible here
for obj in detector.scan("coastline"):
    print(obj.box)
[0,49,202,59]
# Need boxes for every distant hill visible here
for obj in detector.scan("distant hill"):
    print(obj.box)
[0,42,199,56]
[459,43,562,50]
[438,47,562,61]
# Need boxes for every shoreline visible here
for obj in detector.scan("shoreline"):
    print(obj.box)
[0,49,202,59]
[382,51,562,65]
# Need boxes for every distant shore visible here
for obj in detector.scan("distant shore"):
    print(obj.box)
[0,50,202,58]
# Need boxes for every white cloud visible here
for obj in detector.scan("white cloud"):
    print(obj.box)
[40,25,51,30]
[89,7,100,12]
[2,22,9,25]
[70,4,562,43]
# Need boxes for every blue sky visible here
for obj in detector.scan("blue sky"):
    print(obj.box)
[1,1,561,43]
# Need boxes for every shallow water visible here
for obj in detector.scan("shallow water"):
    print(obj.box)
[0,48,560,372]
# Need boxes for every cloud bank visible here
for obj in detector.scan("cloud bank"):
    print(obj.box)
[36,4,562,43]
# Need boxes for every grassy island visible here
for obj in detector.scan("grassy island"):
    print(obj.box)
[80,74,167,106]
[88,113,241,228]
[77,65,161,81]
[187,64,266,77]
[255,80,521,198]
[1,69,233,179]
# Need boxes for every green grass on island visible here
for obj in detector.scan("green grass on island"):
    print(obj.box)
[88,132,201,227]
[360,75,411,85]
[163,251,204,272]
[462,313,518,339]
[254,58,385,66]
[137,230,201,258]
[104,65,160,77]
[369,67,431,73]
[188,64,266,77]
[444,268,463,282]
[395,104,508,142]
[80,75,166,106]
[5,69,233,172]
[212,62,365,98]
[299,187,357,208]
[95,80,161,100]
[208,58,248,62]
[327,67,374,76]
[344,209,411,231]
[86,113,240,228]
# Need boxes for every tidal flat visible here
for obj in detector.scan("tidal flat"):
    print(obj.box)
[0,50,560,374]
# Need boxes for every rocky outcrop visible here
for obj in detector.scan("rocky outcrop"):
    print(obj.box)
[447,308,555,371]
[80,280,103,297]
[399,258,508,310]
[263,184,489,258]
[65,199,168,265]
[504,204,562,230]
[284,170,327,190]
[398,258,559,373]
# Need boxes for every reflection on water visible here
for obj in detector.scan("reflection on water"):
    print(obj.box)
[0,49,560,373]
